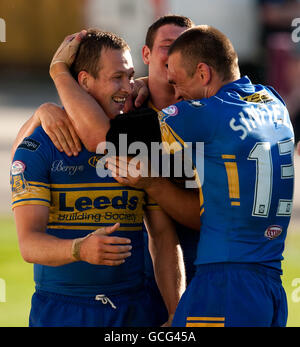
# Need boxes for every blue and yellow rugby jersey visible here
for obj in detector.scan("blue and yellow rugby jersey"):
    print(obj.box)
[159,76,294,271]
[11,126,159,296]
[145,101,199,284]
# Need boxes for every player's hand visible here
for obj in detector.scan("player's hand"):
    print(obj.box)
[34,103,82,156]
[123,79,149,113]
[105,156,154,190]
[297,141,300,156]
[133,78,149,108]
[79,223,132,266]
[49,30,87,80]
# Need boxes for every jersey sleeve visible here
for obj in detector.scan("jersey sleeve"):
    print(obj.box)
[11,127,52,209]
[158,100,217,151]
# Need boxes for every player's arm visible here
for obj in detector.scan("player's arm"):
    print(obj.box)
[14,204,74,266]
[106,156,201,230]
[49,31,113,151]
[11,104,81,160]
[146,177,200,230]
[14,205,132,267]
[144,208,186,326]
[51,66,109,152]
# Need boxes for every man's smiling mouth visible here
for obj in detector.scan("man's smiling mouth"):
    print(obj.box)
[112,96,127,103]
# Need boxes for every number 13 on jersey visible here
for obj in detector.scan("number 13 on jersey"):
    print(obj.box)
[223,138,294,218]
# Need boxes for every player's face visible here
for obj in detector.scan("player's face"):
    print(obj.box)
[144,24,188,84]
[88,48,134,119]
[167,51,203,100]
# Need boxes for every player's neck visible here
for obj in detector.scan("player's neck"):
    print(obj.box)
[148,78,178,111]
[206,75,239,99]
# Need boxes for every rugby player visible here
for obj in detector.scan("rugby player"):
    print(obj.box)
[47,25,294,327]
[114,26,295,327]
[137,15,200,319]
[13,15,200,323]
[11,29,184,327]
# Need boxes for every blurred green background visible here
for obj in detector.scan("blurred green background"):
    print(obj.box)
[1,0,300,327]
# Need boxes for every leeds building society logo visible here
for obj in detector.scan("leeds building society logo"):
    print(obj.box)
[0,18,6,42]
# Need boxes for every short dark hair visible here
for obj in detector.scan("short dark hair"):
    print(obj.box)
[168,25,240,81]
[70,28,130,80]
[145,15,194,51]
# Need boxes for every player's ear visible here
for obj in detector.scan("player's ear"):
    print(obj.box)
[142,45,151,65]
[78,71,93,92]
[196,63,211,86]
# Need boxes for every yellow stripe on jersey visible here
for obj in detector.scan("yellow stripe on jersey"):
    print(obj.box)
[222,154,236,160]
[159,117,186,154]
[224,162,240,200]
[187,317,225,321]
[145,204,161,211]
[29,181,50,188]
[48,225,143,231]
[50,182,125,189]
[193,169,204,214]
[12,180,51,209]
[12,199,51,209]
[150,101,182,149]
[186,322,225,327]
[222,154,240,207]
[231,201,241,206]
[145,196,161,211]
[148,100,160,113]
[186,317,225,327]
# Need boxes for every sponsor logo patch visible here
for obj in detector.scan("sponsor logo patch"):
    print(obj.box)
[11,173,27,195]
[162,105,178,117]
[88,155,104,168]
[18,138,40,152]
[264,225,283,240]
[11,161,26,175]
[51,160,84,176]
[241,90,274,104]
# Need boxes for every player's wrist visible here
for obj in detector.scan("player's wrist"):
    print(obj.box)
[71,237,84,262]
[71,233,95,262]
[50,62,70,81]
[145,177,166,196]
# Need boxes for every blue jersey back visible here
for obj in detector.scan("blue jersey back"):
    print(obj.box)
[11,127,157,296]
[159,76,294,271]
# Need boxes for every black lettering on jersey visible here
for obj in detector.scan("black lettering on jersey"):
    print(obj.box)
[59,192,139,212]
[18,138,40,152]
